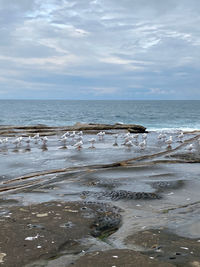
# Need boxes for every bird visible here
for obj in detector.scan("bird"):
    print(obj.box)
[25,136,31,144]
[2,138,8,147]
[61,132,70,139]
[133,134,139,140]
[186,144,194,152]
[125,140,133,149]
[70,131,76,138]
[89,138,96,148]
[97,131,105,140]
[124,132,130,138]
[59,136,68,148]
[142,133,147,140]
[123,136,133,145]
[178,132,184,142]
[74,140,83,150]
[40,136,48,148]
[157,133,166,141]
[33,133,40,144]
[139,140,146,150]
[13,137,22,148]
[75,135,83,142]
[77,131,83,136]
[113,134,118,146]
[165,136,173,148]
[41,136,48,145]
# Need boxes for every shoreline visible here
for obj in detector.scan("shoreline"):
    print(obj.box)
[0,125,200,266]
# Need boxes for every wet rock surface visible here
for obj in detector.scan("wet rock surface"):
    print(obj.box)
[81,190,161,201]
[0,123,146,137]
[149,180,185,192]
[71,249,174,267]
[126,229,200,267]
[0,201,121,267]
[0,128,200,266]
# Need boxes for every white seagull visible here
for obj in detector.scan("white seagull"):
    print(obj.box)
[70,131,76,138]
[41,136,48,145]
[74,140,83,150]
[186,144,194,153]
[178,132,184,142]
[113,134,118,146]
[125,140,133,149]
[13,137,22,148]
[33,133,40,144]
[97,131,105,140]
[133,134,139,140]
[59,136,68,147]
[142,133,147,140]
[165,136,173,148]
[89,138,96,148]
[139,140,146,150]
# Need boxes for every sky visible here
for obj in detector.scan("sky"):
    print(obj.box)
[0,0,200,100]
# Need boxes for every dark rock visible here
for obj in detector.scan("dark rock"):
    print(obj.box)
[81,190,161,201]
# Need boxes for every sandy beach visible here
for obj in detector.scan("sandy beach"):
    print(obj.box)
[0,124,200,266]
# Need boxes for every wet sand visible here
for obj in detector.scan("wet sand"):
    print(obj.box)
[0,124,200,266]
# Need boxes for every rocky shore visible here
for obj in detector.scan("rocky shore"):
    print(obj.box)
[0,125,200,266]
[0,122,146,137]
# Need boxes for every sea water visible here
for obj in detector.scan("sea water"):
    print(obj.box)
[0,100,200,130]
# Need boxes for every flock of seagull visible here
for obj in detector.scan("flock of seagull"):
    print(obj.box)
[0,130,198,153]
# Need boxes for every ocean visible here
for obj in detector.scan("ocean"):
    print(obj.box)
[0,100,200,131]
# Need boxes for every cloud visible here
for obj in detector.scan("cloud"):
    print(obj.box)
[0,0,200,99]
[91,87,118,95]
[147,88,174,95]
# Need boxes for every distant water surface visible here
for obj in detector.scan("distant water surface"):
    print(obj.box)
[0,100,200,130]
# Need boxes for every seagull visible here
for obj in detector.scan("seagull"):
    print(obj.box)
[74,140,83,150]
[33,133,40,144]
[41,136,48,148]
[2,137,8,147]
[125,140,133,149]
[59,136,68,147]
[89,138,96,148]
[139,140,146,150]
[25,136,31,144]
[133,134,139,140]
[40,136,48,150]
[165,136,173,148]
[70,131,76,138]
[158,133,166,141]
[77,131,83,136]
[124,132,130,138]
[23,136,31,151]
[186,144,194,153]
[113,134,118,146]
[142,133,147,140]
[123,136,132,145]
[97,131,105,140]
[75,135,83,142]
[178,132,184,142]
[61,132,70,139]
[13,137,22,148]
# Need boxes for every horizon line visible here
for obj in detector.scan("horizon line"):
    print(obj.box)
[0,99,200,101]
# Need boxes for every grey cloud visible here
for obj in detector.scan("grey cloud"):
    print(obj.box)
[0,0,200,99]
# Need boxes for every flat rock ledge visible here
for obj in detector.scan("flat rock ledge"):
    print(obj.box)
[0,123,146,137]
[0,200,121,267]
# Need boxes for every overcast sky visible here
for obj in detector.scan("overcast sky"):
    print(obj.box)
[0,0,200,100]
